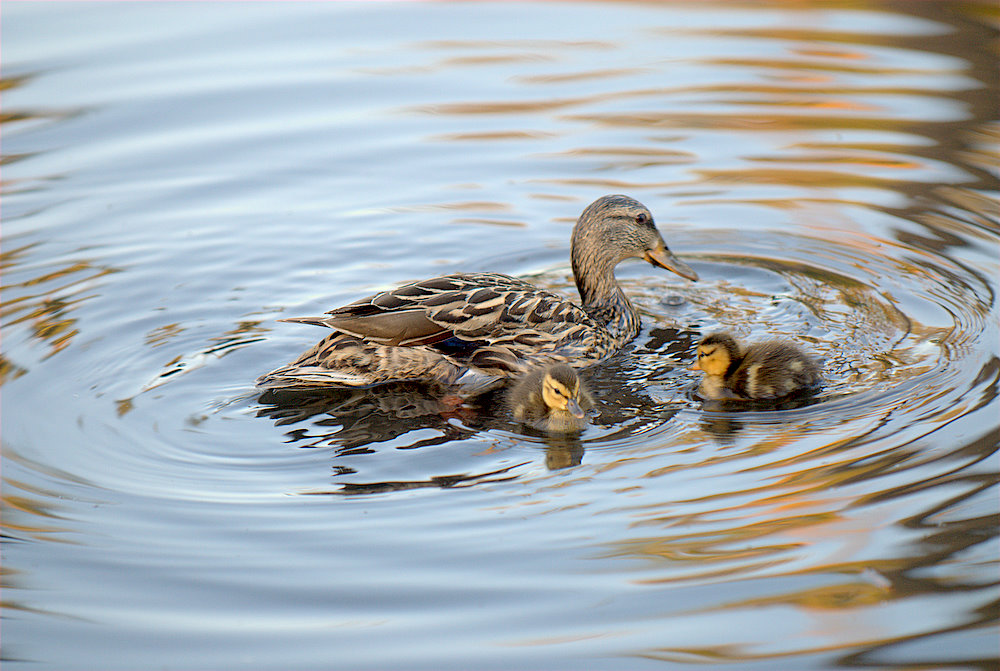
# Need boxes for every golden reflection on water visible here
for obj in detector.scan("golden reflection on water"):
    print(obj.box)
[594,426,995,662]
[144,322,186,348]
[430,129,556,142]
[400,1,997,251]
[2,75,110,381]
[0,244,120,370]
[1,467,77,539]
[1,73,85,145]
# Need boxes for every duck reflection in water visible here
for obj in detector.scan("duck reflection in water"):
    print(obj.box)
[256,375,591,470]
[256,383,588,496]
[257,382,482,453]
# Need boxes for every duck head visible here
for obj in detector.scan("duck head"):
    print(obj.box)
[571,194,699,288]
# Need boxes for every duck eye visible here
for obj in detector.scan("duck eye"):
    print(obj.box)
[635,213,648,225]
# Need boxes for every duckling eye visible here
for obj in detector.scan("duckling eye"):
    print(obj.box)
[546,381,572,400]
[635,213,648,225]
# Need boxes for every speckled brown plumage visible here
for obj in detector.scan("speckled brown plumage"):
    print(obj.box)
[258,195,698,390]
[691,332,822,401]
[507,364,594,433]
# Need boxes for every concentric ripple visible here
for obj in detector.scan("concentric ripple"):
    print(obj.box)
[2,2,997,670]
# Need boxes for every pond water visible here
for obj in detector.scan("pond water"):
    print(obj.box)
[2,2,998,669]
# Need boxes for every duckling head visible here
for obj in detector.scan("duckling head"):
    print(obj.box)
[541,364,586,418]
[690,332,741,378]
[571,195,698,297]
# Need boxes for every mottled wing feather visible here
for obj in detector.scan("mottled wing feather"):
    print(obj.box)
[325,310,449,347]
[310,272,597,347]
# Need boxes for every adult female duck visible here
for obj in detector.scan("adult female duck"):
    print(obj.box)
[258,195,698,390]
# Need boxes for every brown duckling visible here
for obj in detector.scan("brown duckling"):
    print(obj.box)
[690,332,821,401]
[508,364,594,433]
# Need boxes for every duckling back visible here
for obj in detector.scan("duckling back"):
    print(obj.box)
[727,340,821,400]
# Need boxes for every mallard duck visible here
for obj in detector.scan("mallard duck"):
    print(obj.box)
[508,364,594,433]
[690,332,821,401]
[258,195,698,390]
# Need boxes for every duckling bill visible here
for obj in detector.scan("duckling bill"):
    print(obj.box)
[508,364,594,434]
[690,332,821,401]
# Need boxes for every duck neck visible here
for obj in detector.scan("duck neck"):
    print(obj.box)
[572,253,641,345]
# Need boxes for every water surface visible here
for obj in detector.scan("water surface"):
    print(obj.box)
[2,2,998,669]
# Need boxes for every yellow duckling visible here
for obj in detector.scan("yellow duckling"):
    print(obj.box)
[690,332,821,401]
[508,364,594,433]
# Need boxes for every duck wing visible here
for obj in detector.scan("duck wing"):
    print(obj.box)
[282,272,598,347]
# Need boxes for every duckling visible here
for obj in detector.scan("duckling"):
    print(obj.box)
[257,194,698,390]
[508,364,594,433]
[690,332,821,401]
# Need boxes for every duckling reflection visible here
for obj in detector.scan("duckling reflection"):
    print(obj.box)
[508,364,594,434]
[690,332,822,402]
[541,435,586,470]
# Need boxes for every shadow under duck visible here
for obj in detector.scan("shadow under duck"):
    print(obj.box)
[690,332,822,401]
[258,195,698,390]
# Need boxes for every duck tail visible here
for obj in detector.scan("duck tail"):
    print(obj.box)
[277,316,331,328]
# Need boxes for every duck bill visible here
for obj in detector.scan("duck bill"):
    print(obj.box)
[688,362,702,372]
[645,246,699,282]
[566,399,585,419]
